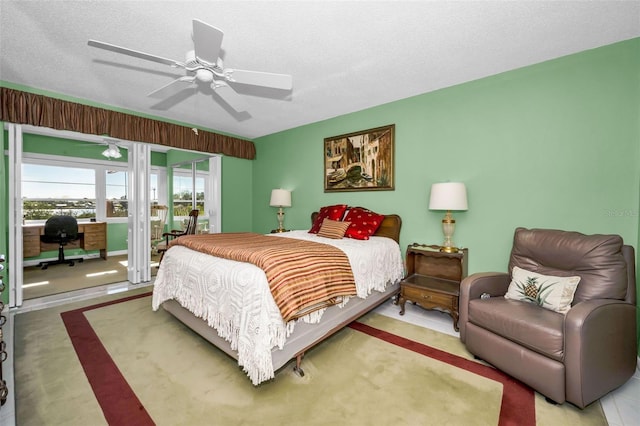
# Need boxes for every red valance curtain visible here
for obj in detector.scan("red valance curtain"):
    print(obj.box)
[0,88,255,160]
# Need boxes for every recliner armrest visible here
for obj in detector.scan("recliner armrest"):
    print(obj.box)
[564,299,638,408]
[459,272,510,342]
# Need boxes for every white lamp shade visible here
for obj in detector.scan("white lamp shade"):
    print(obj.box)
[429,182,468,211]
[270,189,291,207]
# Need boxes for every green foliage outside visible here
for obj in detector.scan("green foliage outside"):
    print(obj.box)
[23,200,96,220]
[173,190,204,216]
[23,198,129,220]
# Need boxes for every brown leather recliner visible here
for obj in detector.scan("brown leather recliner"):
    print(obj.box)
[459,227,637,408]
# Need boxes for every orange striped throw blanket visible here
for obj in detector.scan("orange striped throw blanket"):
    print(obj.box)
[169,233,356,322]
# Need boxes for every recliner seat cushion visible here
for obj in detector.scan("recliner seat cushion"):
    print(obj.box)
[468,297,565,361]
[509,228,628,304]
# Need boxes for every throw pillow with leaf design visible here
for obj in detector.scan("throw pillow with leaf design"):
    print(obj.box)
[504,266,581,314]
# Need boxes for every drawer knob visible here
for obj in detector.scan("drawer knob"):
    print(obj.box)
[422,294,431,300]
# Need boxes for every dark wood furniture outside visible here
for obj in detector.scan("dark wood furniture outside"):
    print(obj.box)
[398,243,468,331]
[157,209,199,264]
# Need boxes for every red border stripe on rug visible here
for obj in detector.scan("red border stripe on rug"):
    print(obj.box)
[61,292,155,426]
[349,321,536,426]
[62,292,534,426]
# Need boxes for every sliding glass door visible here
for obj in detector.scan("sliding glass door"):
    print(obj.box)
[5,123,221,306]
[169,156,220,235]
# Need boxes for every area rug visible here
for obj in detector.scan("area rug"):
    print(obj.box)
[14,289,607,425]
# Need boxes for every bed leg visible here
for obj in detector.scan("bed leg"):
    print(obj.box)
[293,353,305,377]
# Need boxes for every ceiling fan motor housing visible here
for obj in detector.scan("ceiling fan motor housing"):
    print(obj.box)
[186,50,221,83]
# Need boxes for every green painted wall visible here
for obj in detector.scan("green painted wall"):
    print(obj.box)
[254,39,640,346]
[22,132,169,167]
[23,133,129,163]
[221,155,253,232]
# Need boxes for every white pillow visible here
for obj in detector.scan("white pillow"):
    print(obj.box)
[504,266,581,314]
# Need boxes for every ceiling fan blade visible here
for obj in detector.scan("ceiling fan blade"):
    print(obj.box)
[212,81,247,112]
[148,76,196,99]
[192,19,224,65]
[225,69,293,90]
[88,39,184,67]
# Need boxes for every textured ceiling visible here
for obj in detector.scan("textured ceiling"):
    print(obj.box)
[1,1,639,139]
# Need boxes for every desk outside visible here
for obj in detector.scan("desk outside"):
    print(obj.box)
[22,221,107,260]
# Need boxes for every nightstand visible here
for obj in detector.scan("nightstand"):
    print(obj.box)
[398,243,468,331]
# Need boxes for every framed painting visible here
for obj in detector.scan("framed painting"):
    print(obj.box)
[324,124,395,192]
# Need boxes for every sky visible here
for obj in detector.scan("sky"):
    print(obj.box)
[22,164,127,200]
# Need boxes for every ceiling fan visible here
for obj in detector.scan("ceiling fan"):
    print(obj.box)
[88,19,293,112]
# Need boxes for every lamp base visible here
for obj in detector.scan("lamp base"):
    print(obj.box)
[439,211,460,254]
[275,208,286,232]
[271,228,290,233]
[439,245,460,253]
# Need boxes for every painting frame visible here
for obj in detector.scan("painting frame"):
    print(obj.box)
[324,124,395,192]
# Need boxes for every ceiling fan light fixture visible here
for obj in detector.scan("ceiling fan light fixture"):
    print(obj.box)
[102,143,122,159]
[196,68,214,83]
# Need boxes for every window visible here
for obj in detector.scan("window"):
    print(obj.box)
[172,171,205,216]
[22,157,131,224]
[150,173,159,204]
[150,168,168,212]
[105,170,128,217]
[22,163,96,220]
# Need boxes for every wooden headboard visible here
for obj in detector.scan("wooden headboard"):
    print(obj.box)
[310,211,402,244]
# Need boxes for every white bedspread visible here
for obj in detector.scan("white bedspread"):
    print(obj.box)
[152,230,404,385]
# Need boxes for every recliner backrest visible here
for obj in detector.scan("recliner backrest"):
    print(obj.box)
[508,227,629,304]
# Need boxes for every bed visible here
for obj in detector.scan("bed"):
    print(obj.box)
[152,210,404,385]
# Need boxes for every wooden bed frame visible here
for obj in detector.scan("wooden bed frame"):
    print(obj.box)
[161,212,402,380]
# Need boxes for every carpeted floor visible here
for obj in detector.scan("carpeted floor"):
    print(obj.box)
[14,289,607,425]
[22,254,160,300]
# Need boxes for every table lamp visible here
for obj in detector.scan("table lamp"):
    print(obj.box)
[428,182,468,253]
[269,189,291,232]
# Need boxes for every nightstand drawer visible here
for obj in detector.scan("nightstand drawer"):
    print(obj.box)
[402,285,455,307]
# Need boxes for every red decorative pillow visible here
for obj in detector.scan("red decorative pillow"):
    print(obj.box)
[343,207,384,240]
[309,204,348,233]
